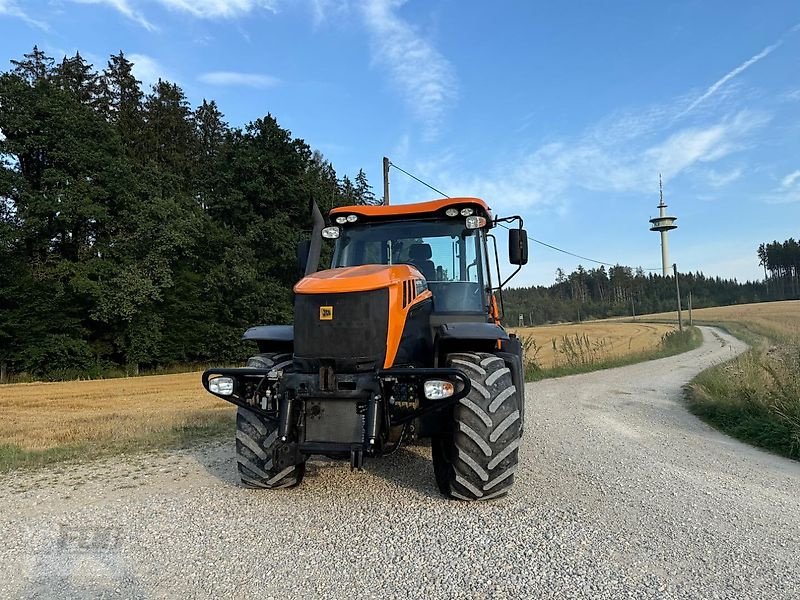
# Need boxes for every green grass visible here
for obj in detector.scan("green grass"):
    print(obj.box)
[0,416,233,473]
[523,327,703,382]
[686,333,800,461]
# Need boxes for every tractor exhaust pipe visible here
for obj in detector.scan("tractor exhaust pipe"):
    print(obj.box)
[304,199,325,276]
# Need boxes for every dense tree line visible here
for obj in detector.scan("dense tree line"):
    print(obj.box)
[0,47,377,379]
[502,265,781,327]
[758,239,800,298]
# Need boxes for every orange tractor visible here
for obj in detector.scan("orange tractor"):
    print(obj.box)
[203,197,528,500]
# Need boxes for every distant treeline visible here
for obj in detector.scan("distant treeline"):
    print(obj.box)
[0,47,376,380]
[502,263,791,327]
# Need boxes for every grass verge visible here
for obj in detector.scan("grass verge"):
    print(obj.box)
[0,414,233,473]
[685,330,800,461]
[523,326,703,382]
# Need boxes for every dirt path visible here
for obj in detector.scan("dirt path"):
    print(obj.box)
[1,327,798,599]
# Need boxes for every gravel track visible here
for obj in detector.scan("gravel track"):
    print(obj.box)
[1,326,798,599]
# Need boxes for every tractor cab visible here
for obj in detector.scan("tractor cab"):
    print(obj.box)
[323,198,525,319]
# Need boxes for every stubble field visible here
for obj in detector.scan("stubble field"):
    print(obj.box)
[0,321,678,468]
[625,299,800,340]
[511,322,677,369]
[0,372,230,468]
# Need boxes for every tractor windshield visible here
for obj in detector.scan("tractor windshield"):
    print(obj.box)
[331,220,489,313]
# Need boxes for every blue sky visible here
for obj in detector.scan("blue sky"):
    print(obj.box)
[2,1,799,286]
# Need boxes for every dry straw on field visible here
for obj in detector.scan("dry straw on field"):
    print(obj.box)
[0,372,231,452]
[637,300,800,340]
[511,322,677,370]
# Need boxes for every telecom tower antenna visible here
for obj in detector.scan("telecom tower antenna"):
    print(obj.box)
[649,175,678,276]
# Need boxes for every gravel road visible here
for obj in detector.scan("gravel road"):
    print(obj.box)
[1,326,798,599]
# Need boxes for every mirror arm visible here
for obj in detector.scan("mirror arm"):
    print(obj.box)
[487,233,505,320]
[498,264,522,290]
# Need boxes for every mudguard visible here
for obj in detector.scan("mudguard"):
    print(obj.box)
[242,325,293,353]
[434,322,509,355]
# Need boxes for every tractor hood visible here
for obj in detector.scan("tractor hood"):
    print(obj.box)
[294,264,424,294]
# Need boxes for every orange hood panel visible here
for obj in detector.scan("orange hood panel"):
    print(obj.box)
[294,264,423,294]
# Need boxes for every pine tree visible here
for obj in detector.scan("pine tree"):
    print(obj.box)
[354,168,378,205]
[55,52,101,106]
[194,99,228,210]
[100,52,144,156]
[10,45,53,84]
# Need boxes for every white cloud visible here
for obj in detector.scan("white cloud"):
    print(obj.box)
[128,54,169,89]
[767,169,800,204]
[403,109,769,215]
[308,0,348,27]
[72,0,156,30]
[780,170,800,188]
[156,0,279,18]
[361,0,457,139]
[0,0,48,29]
[706,168,743,188]
[70,0,278,28]
[198,71,280,88]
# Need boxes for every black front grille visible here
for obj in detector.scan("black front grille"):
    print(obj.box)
[294,289,389,365]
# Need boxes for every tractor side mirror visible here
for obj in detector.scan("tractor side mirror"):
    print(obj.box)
[509,228,529,266]
[297,240,311,274]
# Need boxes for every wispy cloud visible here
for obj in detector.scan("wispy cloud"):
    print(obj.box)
[156,0,279,19]
[361,0,457,139]
[767,168,800,203]
[128,53,169,89]
[72,0,156,31]
[0,0,49,30]
[71,0,278,28]
[677,24,800,118]
[198,71,280,88]
[706,167,743,188]
[781,170,800,188]
[308,0,348,28]
[405,109,769,214]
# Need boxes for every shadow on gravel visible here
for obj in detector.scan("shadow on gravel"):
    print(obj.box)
[184,442,240,487]
[363,444,443,499]
[186,439,444,498]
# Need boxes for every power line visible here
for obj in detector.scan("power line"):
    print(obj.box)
[495,222,618,267]
[388,161,663,272]
[388,161,450,199]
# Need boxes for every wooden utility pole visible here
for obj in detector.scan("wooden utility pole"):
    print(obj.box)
[674,263,683,332]
[631,295,636,321]
[688,291,693,326]
[382,157,390,205]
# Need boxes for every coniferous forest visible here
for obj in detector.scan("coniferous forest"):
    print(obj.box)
[0,47,376,379]
[501,261,797,328]
[1,47,795,380]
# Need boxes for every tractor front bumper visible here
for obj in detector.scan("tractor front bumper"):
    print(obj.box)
[202,366,471,467]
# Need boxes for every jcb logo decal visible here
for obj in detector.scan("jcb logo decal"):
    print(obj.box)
[319,306,333,320]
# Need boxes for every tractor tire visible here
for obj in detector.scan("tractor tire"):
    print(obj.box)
[432,352,521,501]
[235,353,305,489]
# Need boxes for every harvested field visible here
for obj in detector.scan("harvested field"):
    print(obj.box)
[0,321,685,468]
[511,322,677,370]
[631,299,800,339]
[0,372,231,452]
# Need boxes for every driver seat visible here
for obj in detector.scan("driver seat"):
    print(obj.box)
[408,243,436,281]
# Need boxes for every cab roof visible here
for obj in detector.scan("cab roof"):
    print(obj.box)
[329,197,493,222]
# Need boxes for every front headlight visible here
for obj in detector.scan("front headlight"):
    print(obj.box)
[424,380,455,400]
[209,376,234,396]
